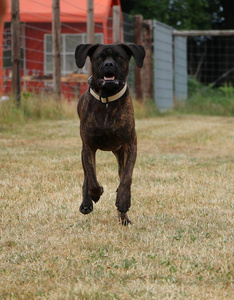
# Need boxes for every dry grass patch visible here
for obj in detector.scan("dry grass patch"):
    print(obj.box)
[0,115,233,299]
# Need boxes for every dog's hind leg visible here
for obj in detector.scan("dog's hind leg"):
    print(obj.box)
[79,147,103,215]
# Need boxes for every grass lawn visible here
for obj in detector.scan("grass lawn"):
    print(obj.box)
[0,115,233,299]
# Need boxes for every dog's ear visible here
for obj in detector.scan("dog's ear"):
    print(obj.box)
[75,44,99,68]
[120,44,145,68]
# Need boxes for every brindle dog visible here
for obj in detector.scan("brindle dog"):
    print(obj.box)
[75,43,145,225]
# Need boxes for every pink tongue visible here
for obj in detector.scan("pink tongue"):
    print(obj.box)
[104,76,115,80]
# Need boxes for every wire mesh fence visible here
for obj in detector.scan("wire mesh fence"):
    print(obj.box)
[122,12,135,93]
[187,36,234,87]
[1,1,233,104]
[0,1,136,99]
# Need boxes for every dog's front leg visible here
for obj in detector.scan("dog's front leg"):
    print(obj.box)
[115,137,137,225]
[79,146,104,215]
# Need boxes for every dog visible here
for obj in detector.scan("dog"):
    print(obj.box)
[75,43,145,225]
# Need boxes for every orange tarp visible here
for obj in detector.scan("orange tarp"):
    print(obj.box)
[0,0,121,95]
[4,0,120,23]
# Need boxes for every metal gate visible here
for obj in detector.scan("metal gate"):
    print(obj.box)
[153,20,188,110]
[174,36,188,101]
[153,20,173,111]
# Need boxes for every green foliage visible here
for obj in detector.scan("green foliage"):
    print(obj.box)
[131,0,170,25]
[133,78,233,117]
[188,76,204,98]
[134,81,234,117]
[176,78,234,116]
[219,84,234,98]
[130,0,222,30]
[167,0,221,30]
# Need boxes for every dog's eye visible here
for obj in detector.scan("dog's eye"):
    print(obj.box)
[117,56,122,60]
[97,56,102,61]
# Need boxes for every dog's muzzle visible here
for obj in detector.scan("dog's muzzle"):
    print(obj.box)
[88,76,125,89]
[98,78,125,88]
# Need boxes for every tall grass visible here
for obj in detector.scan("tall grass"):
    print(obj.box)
[134,79,234,117]
[133,98,161,119]
[0,92,77,126]
[176,78,234,116]
[1,81,234,128]
[0,92,162,128]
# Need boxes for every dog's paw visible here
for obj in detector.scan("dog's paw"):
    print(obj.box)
[118,211,132,226]
[89,186,104,203]
[79,203,93,215]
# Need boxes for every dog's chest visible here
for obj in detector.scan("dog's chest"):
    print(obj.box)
[81,107,134,151]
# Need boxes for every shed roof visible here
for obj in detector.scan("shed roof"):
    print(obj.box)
[4,0,121,23]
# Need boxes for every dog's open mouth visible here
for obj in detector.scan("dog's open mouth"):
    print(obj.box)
[98,75,123,88]
[104,76,115,81]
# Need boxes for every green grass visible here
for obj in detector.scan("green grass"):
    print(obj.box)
[0,115,233,299]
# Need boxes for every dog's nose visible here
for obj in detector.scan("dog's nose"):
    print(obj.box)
[104,60,114,68]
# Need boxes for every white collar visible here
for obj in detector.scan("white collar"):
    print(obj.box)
[89,83,128,104]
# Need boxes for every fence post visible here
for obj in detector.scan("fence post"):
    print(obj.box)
[113,6,120,43]
[87,0,94,44]
[143,20,153,99]
[0,23,4,96]
[87,0,94,75]
[52,0,61,100]
[134,15,143,102]
[11,0,21,106]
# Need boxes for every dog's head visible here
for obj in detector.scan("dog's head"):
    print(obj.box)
[75,44,145,96]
